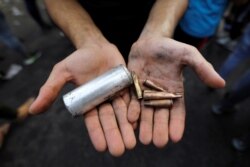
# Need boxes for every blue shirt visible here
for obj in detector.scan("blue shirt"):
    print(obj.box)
[180,0,228,38]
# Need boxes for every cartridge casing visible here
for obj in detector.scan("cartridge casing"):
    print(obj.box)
[143,91,182,100]
[143,79,165,91]
[144,99,173,107]
[131,72,142,99]
[63,65,133,116]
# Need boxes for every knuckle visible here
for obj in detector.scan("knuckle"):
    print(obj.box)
[52,62,63,72]
[99,107,115,118]
[99,104,114,117]
[104,126,118,135]
[108,43,119,51]
[113,101,127,113]
[189,45,198,53]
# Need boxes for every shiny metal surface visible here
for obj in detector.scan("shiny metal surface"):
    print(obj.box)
[63,65,132,116]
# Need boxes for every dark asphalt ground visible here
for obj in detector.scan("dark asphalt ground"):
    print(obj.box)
[1,1,250,167]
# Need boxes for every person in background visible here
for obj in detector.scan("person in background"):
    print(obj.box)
[174,0,229,49]
[217,24,250,81]
[174,0,249,50]
[217,1,250,51]
[212,24,250,151]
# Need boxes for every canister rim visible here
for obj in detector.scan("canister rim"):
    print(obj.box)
[120,65,133,84]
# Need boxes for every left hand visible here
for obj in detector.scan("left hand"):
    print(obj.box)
[127,37,225,147]
[29,41,136,156]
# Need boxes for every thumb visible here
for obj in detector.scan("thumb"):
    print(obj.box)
[186,48,225,88]
[29,63,71,114]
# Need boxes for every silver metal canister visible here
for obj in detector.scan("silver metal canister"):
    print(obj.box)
[63,65,133,116]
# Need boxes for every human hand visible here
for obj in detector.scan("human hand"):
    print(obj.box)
[29,41,136,156]
[127,37,225,147]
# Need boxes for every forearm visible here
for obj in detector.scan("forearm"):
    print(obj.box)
[140,0,188,38]
[45,0,106,48]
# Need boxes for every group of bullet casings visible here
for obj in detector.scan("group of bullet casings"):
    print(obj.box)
[131,72,182,108]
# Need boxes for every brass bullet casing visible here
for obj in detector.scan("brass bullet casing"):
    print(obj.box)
[144,99,173,107]
[143,91,182,100]
[143,89,157,93]
[143,79,165,91]
[174,92,183,96]
[131,71,143,99]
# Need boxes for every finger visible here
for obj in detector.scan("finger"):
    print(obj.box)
[128,90,141,123]
[84,108,107,152]
[139,104,153,145]
[29,63,71,114]
[112,97,136,150]
[121,91,130,107]
[153,108,169,148]
[132,122,138,130]
[186,47,225,88]
[169,98,186,143]
[99,103,125,156]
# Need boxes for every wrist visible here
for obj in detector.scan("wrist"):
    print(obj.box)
[139,0,187,40]
[74,29,108,49]
[139,25,173,40]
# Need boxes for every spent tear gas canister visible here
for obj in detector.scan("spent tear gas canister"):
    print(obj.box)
[63,65,133,116]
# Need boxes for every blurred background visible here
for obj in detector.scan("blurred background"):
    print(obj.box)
[0,0,250,166]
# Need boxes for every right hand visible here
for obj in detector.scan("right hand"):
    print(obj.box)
[127,37,225,147]
[29,40,136,156]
